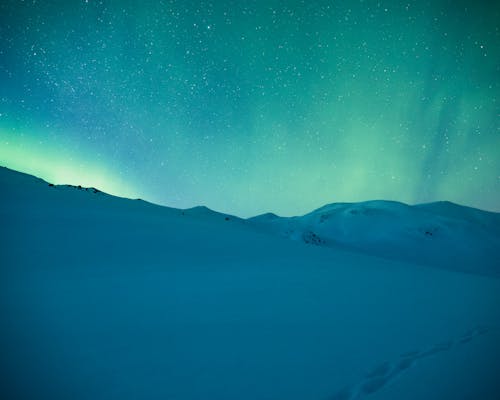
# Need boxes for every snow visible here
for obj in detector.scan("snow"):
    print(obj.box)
[0,166,499,399]
[249,199,500,276]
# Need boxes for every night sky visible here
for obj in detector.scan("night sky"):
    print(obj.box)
[1,0,498,217]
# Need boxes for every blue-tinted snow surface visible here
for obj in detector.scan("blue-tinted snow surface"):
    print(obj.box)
[249,199,500,276]
[0,167,499,399]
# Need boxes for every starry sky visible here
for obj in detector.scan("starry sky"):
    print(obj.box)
[0,0,499,217]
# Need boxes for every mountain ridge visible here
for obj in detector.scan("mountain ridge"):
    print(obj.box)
[1,165,498,276]
[2,165,499,219]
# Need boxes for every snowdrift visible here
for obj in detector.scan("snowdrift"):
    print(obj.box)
[1,166,499,400]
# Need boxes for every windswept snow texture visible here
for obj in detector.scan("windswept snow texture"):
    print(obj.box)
[0,166,500,400]
[249,200,500,276]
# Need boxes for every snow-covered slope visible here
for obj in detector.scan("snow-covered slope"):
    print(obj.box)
[248,200,500,276]
[1,166,499,400]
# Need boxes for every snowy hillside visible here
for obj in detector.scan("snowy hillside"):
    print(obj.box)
[0,166,499,400]
[249,200,500,276]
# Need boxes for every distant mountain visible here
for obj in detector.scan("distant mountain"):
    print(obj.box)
[1,166,498,276]
[1,166,499,400]
[249,200,500,276]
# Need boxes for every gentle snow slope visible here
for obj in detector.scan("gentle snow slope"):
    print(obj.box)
[0,166,499,400]
[248,200,500,276]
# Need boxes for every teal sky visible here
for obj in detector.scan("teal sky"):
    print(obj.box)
[1,0,499,217]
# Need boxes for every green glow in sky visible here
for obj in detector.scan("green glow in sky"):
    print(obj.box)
[0,128,138,199]
[0,0,498,216]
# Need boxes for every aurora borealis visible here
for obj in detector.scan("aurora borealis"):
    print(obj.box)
[0,0,498,217]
